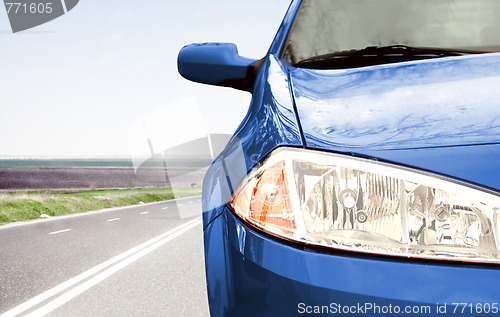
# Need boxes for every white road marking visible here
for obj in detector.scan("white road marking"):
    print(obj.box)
[106,218,120,222]
[1,217,202,317]
[48,229,72,235]
[161,207,168,210]
[139,212,149,215]
[177,204,183,207]
[189,201,194,204]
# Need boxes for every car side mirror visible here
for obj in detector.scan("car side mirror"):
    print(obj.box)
[178,43,261,92]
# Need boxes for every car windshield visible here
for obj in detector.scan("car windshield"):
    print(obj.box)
[283,0,500,68]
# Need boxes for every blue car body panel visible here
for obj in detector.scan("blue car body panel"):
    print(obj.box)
[291,53,500,151]
[267,0,302,56]
[197,0,500,315]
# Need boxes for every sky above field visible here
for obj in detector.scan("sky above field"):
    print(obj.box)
[0,0,291,158]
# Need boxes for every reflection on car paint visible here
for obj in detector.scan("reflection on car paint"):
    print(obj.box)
[230,54,303,171]
[292,53,500,150]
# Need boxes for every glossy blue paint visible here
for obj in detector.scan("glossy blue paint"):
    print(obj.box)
[178,43,256,90]
[267,0,302,56]
[203,210,500,316]
[201,156,232,227]
[230,54,303,166]
[291,53,500,151]
[203,211,231,317]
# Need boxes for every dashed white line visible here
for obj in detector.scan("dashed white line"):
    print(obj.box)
[106,218,120,222]
[189,201,194,204]
[48,229,72,235]
[139,212,149,215]
[161,207,168,210]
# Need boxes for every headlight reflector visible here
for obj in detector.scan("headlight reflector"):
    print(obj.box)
[230,148,500,263]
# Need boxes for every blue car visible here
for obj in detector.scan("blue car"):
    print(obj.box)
[178,0,500,316]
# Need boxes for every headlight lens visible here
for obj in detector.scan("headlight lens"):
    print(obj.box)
[230,148,500,263]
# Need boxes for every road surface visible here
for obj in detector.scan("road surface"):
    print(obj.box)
[0,196,210,316]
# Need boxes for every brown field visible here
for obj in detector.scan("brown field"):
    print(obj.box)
[0,166,207,190]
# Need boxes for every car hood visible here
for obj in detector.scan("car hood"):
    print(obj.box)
[289,53,500,190]
[291,53,500,150]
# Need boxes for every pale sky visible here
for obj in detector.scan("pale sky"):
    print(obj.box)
[0,0,291,158]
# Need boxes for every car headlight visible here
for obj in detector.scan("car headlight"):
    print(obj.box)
[230,148,500,263]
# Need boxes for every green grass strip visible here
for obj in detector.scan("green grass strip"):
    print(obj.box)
[0,187,201,225]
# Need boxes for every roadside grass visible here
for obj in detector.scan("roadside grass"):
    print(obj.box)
[0,187,201,225]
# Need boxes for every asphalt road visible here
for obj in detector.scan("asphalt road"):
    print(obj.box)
[0,196,210,316]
